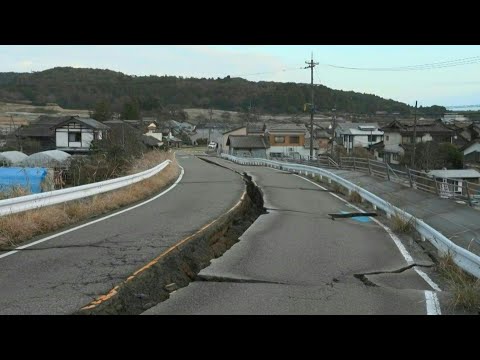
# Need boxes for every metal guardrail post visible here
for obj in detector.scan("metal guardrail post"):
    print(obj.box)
[367,158,372,175]
[434,179,440,196]
[465,181,473,207]
[407,168,413,188]
[222,154,480,278]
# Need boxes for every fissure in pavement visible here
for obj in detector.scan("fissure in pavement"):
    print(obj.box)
[75,164,265,315]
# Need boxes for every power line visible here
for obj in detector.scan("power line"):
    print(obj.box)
[321,56,480,72]
[231,66,304,78]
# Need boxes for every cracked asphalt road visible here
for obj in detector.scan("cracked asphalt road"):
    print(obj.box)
[0,154,244,314]
[144,157,441,315]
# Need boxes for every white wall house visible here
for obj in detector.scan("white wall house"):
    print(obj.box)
[54,117,109,154]
[335,123,383,153]
[376,120,455,165]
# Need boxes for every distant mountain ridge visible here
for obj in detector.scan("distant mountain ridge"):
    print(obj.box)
[0,67,447,116]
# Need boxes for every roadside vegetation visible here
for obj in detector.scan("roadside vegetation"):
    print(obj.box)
[437,253,480,313]
[391,212,416,234]
[0,150,179,249]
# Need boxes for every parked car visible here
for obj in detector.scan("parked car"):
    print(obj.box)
[208,142,217,149]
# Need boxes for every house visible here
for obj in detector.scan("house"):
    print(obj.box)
[16,115,69,153]
[427,169,480,197]
[334,123,383,153]
[144,122,163,142]
[265,123,311,159]
[221,126,247,154]
[314,129,331,154]
[461,139,480,166]
[376,119,455,164]
[53,117,110,154]
[246,123,266,136]
[226,135,269,158]
[103,119,160,148]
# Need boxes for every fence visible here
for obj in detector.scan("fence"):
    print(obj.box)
[221,153,480,278]
[0,160,172,217]
[272,155,480,207]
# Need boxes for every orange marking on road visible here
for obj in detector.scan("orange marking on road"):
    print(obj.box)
[80,190,246,311]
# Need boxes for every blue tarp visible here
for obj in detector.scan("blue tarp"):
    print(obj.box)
[0,167,48,194]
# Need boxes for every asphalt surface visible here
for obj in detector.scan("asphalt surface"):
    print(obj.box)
[326,169,480,255]
[144,157,441,315]
[0,153,244,314]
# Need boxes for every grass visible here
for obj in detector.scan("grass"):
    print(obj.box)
[437,253,480,313]
[0,185,31,200]
[0,151,180,249]
[391,212,416,234]
[349,191,362,203]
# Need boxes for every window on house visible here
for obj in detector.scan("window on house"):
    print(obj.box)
[378,152,384,159]
[392,153,399,161]
[274,136,285,143]
[386,135,389,141]
[289,136,300,144]
[403,136,411,144]
[368,135,378,142]
[68,132,81,142]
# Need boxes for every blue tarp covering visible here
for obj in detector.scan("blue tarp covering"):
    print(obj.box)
[0,167,48,194]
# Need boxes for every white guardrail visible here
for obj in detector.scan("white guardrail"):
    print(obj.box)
[0,160,172,217]
[221,154,480,278]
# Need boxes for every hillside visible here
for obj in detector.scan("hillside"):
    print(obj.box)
[0,67,446,117]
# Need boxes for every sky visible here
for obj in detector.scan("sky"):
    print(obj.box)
[0,45,479,108]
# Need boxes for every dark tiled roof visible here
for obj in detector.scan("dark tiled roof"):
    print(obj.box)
[380,119,454,135]
[17,116,69,138]
[268,123,307,133]
[227,135,269,149]
[223,126,246,135]
[54,117,110,130]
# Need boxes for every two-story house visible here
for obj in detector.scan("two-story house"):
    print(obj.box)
[334,123,383,153]
[53,117,110,154]
[376,119,455,164]
[266,123,310,159]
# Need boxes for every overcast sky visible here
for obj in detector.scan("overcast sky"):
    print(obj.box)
[0,45,479,107]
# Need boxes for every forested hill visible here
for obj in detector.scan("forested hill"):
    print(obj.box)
[0,67,446,116]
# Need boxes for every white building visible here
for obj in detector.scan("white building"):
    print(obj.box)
[335,123,383,153]
[54,117,109,154]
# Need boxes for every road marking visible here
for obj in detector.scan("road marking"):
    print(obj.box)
[415,268,442,292]
[293,174,442,314]
[425,290,442,315]
[0,165,185,260]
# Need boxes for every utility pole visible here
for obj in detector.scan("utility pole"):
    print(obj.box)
[208,108,213,143]
[411,101,418,168]
[330,106,336,156]
[305,54,319,159]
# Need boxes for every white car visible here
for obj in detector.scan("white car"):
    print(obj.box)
[208,142,217,149]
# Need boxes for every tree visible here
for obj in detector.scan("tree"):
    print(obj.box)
[121,98,140,120]
[91,99,112,122]
[402,142,464,170]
